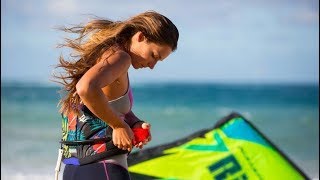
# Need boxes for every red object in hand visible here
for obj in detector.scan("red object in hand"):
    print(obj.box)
[132,127,150,145]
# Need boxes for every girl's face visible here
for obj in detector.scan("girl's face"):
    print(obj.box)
[129,32,172,69]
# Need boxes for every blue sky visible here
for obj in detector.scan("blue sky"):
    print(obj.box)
[1,0,319,85]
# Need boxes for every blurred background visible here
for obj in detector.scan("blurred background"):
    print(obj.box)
[1,0,319,179]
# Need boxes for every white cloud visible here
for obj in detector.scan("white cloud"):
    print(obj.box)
[47,0,78,17]
[2,0,319,83]
[295,10,319,25]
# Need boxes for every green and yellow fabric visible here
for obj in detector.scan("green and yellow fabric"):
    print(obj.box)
[128,113,309,180]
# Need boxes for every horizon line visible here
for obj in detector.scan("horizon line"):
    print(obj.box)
[1,79,318,88]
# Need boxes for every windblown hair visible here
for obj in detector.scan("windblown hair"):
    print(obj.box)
[53,10,179,115]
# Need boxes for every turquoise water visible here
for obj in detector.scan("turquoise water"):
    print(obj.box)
[1,82,319,179]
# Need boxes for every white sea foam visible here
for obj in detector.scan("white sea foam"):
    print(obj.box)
[1,165,65,180]
[1,173,53,180]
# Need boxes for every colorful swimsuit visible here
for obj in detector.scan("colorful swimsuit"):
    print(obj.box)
[59,79,141,179]
[60,83,138,164]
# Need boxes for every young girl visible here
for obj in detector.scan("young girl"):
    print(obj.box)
[53,10,179,180]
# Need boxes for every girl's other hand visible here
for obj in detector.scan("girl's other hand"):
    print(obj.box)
[132,122,152,149]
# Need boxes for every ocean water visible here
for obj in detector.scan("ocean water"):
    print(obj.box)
[1,82,319,179]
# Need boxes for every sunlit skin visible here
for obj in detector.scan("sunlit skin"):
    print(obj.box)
[76,31,172,151]
[129,32,172,70]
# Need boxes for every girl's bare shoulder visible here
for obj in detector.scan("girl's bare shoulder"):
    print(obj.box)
[100,49,131,68]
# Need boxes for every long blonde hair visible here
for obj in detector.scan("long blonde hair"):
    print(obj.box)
[53,10,179,115]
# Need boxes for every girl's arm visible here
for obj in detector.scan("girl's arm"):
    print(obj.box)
[76,50,134,151]
[125,110,144,127]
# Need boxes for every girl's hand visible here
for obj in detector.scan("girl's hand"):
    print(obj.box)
[132,122,152,149]
[112,122,134,152]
